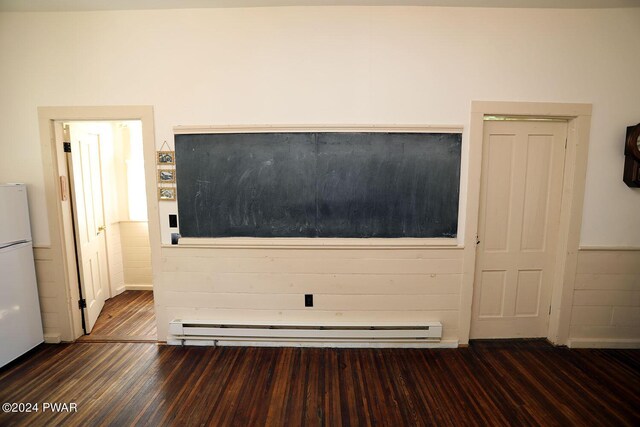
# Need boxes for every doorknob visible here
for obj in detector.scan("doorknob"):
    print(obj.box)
[97,225,106,234]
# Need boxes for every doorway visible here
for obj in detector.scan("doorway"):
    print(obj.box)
[62,120,156,342]
[471,119,567,339]
[462,101,592,346]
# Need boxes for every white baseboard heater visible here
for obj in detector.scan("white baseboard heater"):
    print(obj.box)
[167,320,443,348]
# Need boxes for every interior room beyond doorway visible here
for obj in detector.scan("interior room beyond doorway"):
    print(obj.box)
[65,120,155,341]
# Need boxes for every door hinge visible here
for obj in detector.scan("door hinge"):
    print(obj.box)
[64,142,71,153]
[549,305,552,315]
[564,138,567,149]
[78,299,87,309]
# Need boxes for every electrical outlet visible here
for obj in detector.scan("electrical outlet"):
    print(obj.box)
[305,294,313,307]
[169,214,178,228]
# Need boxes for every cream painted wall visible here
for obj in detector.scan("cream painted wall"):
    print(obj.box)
[112,123,130,222]
[0,7,638,247]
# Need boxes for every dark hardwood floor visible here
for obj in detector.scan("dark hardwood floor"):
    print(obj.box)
[0,340,638,426]
[77,290,156,342]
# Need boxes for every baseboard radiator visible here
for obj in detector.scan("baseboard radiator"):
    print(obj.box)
[167,320,443,348]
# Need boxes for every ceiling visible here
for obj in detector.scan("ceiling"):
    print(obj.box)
[1,0,639,12]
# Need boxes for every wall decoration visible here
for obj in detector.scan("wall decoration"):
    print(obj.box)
[157,140,175,165]
[158,168,176,183]
[158,187,176,201]
[157,141,177,202]
[157,151,175,165]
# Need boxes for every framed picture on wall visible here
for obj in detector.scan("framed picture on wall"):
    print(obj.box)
[157,151,175,165]
[158,187,176,201]
[158,168,176,183]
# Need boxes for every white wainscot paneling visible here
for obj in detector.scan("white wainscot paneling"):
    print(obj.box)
[155,246,464,342]
[569,249,640,349]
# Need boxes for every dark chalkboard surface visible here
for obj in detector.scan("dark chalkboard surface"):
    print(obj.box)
[175,132,461,238]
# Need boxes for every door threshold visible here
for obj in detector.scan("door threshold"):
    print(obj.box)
[76,335,158,343]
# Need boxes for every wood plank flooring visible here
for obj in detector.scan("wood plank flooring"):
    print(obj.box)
[77,290,156,342]
[0,340,638,426]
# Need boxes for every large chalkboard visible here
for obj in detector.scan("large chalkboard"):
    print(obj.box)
[175,132,461,238]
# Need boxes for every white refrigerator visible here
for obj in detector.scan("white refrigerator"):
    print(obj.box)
[0,184,44,368]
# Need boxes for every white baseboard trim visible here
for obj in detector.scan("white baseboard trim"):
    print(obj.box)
[166,338,459,349]
[568,338,640,349]
[43,333,61,344]
[578,246,640,251]
[114,285,126,296]
[125,284,153,291]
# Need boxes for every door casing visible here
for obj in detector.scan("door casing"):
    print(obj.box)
[460,101,592,345]
[38,106,158,341]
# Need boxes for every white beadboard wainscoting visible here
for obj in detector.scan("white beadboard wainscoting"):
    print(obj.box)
[569,248,640,348]
[154,245,464,345]
[120,221,153,290]
[33,247,65,343]
[34,244,640,348]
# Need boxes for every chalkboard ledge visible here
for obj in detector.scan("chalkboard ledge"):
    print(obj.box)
[173,237,460,250]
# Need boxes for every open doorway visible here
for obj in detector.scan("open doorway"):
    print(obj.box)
[62,120,156,342]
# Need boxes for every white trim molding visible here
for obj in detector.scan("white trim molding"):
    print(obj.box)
[125,284,153,291]
[174,124,463,134]
[461,101,592,346]
[168,339,460,349]
[172,124,466,250]
[176,237,460,250]
[37,106,158,342]
[568,339,640,349]
[578,246,640,251]
[43,333,62,344]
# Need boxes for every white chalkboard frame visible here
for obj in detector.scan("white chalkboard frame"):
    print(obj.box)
[172,124,464,249]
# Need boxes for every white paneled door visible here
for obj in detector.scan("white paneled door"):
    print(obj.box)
[471,120,567,338]
[68,131,108,333]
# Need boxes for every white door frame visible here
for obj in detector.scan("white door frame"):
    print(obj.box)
[459,101,592,345]
[38,106,159,340]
